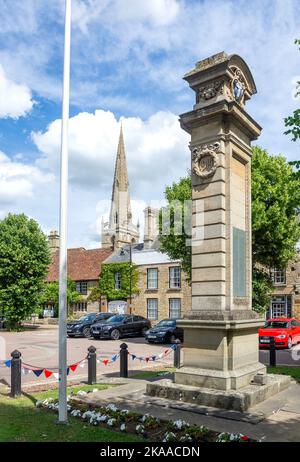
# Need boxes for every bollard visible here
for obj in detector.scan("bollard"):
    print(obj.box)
[120,343,128,378]
[173,339,181,368]
[11,350,22,397]
[87,345,97,384]
[269,336,276,367]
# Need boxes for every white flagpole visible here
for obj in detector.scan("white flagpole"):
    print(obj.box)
[58,0,71,423]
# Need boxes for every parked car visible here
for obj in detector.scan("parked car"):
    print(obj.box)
[67,312,114,338]
[259,317,300,349]
[90,314,151,340]
[0,315,6,329]
[145,318,184,344]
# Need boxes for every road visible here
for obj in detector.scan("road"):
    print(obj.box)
[0,327,174,386]
[1,327,300,386]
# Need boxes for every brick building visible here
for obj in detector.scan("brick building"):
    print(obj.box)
[103,244,191,321]
[45,246,112,314]
[267,249,300,320]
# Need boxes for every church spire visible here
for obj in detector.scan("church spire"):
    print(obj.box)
[101,124,139,249]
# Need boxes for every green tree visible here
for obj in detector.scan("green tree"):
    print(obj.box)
[284,39,300,142]
[0,214,51,330]
[159,175,192,280]
[99,262,140,301]
[252,147,300,267]
[159,147,300,313]
[41,279,82,318]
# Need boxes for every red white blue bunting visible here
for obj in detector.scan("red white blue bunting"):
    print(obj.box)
[0,344,177,377]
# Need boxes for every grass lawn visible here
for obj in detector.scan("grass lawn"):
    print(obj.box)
[0,384,142,442]
[267,366,300,382]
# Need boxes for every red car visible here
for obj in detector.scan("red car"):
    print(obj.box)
[259,318,300,349]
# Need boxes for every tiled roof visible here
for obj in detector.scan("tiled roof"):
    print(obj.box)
[46,247,113,282]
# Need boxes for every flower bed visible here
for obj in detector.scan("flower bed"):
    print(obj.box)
[35,389,255,443]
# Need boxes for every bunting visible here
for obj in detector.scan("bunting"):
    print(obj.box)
[0,344,178,377]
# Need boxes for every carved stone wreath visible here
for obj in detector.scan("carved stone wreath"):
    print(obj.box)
[192,142,220,178]
[197,79,224,102]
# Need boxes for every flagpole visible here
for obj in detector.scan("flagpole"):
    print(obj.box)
[58,0,71,423]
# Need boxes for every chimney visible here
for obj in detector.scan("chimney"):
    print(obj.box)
[144,207,159,249]
[48,230,60,252]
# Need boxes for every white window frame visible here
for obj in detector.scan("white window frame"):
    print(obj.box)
[169,298,181,318]
[270,268,286,285]
[169,266,181,289]
[147,299,158,320]
[76,281,88,295]
[115,272,121,290]
[147,268,158,290]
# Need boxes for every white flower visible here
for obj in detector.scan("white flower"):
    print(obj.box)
[173,419,189,430]
[77,390,87,396]
[120,423,126,432]
[97,414,108,422]
[120,409,129,415]
[92,388,98,393]
[106,403,118,412]
[35,400,43,408]
[180,435,192,442]
[136,424,145,434]
[70,409,81,417]
[107,418,116,427]
[162,432,176,442]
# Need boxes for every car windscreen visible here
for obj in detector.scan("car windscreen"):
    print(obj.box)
[78,315,95,322]
[156,320,176,327]
[105,315,125,323]
[264,321,289,329]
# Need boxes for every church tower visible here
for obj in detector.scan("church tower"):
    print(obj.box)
[101,125,140,249]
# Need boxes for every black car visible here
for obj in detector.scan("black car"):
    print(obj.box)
[145,318,184,344]
[67,312,113,338]
[91,314,151,340]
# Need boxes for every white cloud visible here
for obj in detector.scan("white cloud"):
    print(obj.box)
[0,65,34,119]
[32,109,190,198]
[0,151,54,205]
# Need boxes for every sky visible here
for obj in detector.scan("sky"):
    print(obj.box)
[0,0,299,249]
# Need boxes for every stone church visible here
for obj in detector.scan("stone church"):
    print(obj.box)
[100,126,191,320]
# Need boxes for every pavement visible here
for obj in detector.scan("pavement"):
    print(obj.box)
[0,326,174,386]
[73,376,300,442]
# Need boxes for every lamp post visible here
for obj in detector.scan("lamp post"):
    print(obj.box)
[58,0,72,424]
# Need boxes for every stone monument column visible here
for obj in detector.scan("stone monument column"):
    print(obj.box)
[175,52,266,391]
[147,53,290,410]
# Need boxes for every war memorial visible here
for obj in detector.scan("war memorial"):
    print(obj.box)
[147,52,291,411]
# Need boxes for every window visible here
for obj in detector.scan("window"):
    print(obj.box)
[115,272,121,290]
[270,268,286,285]
[76,281,88,294]
[169,267,181,289]
[147,299,158,320]
[147,268,158,289]
[73,302,87,312]
[169,299,181,318]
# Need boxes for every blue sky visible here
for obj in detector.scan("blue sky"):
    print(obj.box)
[0,0,299,248]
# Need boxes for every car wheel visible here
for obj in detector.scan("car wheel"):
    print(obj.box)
[111,329,120,340]
[141,327,148,337]
[288,336,293,349]
[67,334,75,338]
[83,327,91,338]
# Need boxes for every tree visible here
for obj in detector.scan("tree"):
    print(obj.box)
[41,279,82,318]
[159,147,300,313]
[252,147,300,268]
[0,214,51,330]
[159,175,192,280]
[284,39,300,142]
[99,262,140,301]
